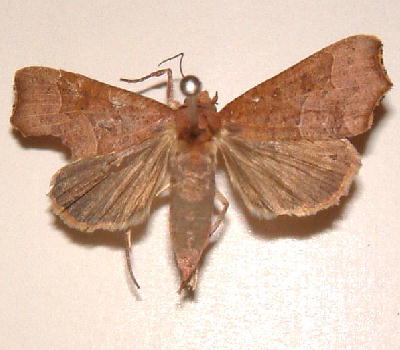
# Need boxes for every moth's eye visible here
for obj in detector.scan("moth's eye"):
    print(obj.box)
[180,75,201,96]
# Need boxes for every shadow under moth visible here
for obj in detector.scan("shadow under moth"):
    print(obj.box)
[11,35,391,293]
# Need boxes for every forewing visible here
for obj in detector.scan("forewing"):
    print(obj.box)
[11,67,174,158]
[218,135,360,218]
[219,35,391,141]
[49,131,173,232]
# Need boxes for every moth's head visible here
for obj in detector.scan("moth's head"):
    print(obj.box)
[180,75,217,110]
[176,75,220,143]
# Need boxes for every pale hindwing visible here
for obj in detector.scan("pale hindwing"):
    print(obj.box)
[50,131,174,231]
[218,134,360,218]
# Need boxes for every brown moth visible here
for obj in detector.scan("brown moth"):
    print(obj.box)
[11,35,391,292]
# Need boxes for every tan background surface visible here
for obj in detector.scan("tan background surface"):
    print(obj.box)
[1,1,399,349]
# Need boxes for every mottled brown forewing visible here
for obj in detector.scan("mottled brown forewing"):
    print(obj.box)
[219,35,391,141]
[11,67,174,159]
[218,35,391,218]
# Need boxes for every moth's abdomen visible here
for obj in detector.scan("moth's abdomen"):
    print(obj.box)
[169,141,217,287]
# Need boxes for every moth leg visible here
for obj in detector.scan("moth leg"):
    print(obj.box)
[210,190,229,237]
[156,183,170,197]
[124,229,140,289]
[121,68,180,109]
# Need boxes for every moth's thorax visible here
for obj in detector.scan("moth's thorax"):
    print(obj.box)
[175,91,220,144]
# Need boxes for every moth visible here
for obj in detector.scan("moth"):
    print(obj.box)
[11,35,391,292]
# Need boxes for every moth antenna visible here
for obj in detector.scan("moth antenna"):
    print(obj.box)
[158,52,185,77]
[180,75,202,133]
[124,230,140,289]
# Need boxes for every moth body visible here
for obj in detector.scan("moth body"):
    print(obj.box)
[10,35,391,293]
[170,91,220,288]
